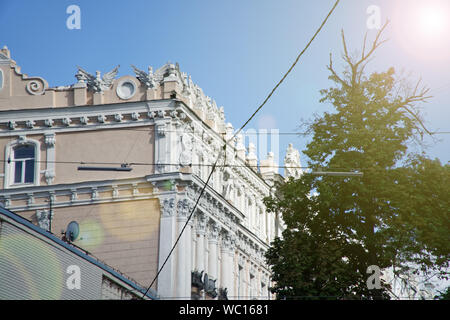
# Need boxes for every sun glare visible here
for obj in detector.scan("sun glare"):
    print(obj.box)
[393,0,450,62]
[418,6,447,37]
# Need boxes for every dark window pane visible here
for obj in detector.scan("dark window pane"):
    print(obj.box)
[25,159,34,183]
[14,145,35,159]
[14,161,23,183]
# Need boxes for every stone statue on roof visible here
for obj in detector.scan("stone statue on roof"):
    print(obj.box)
[284,143,302,180]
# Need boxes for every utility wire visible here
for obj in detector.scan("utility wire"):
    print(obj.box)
[0,158,361,170]
[2,159,423,173]
[98,128,450,135]
[142,0,341,299]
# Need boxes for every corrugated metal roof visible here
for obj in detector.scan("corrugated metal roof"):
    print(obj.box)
[0,205,158,300]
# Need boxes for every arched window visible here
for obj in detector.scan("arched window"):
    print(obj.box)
[12,145,35,184]
[5,137,40,188]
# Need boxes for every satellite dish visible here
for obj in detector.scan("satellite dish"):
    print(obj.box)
[65,221,80,242]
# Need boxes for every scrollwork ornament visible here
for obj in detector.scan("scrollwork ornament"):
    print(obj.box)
[26,79,46,95]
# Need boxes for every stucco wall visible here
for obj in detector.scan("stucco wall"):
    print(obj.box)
[54,127,155,184]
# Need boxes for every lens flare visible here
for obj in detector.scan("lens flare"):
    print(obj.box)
[77,219,105,249]
[99,200,160,243]
[0,234,64,299]
[392,0,450,63]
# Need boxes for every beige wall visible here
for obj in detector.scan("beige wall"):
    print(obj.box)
[21,199,161,289]
[54,127,155,185]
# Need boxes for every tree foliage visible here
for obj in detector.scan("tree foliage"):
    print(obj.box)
[265,22,449,300]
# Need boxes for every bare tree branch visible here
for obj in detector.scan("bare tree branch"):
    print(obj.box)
[340,20,390,87]
[327,53,350,88]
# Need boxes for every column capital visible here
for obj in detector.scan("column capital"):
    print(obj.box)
[208,220,220,243]
[220,233,234,253]
[160,197,176,218]
[195,211,207,235]
[177,198,192,220]
[44,132,56,147]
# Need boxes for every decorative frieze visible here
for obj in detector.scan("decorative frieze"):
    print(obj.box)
[131,112,140,121]
[80,116,88,125]
[7,121,16,130]
[91,188,99,200]
[97,114,106,123]
[27,193,35,206]
[114,113,123,122]
[62,117,72,126]
[70,189,77,202]
[44,119,54,127]
[26,120,35,128]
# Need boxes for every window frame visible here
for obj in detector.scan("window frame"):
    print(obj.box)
[4,137,40,188]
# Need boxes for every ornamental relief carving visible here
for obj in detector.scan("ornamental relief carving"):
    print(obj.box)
[36,209,53,231]
[208,221,220,242]
[44,133,56,147]
[179,132,193,167]
[160,197,175,217]
[220,233,232,251]
[177,198,192,220]
[195,211,207,235]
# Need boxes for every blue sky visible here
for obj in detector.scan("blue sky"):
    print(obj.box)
[1,0,449,169]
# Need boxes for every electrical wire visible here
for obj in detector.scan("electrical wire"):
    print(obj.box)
[3,159,432,173]
[0,158,361,171]
[96,128,450,135]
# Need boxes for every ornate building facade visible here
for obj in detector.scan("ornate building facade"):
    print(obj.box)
[0,46,302,299]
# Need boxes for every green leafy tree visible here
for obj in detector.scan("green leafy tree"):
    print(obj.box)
[434,287,450,300]
[265,22,448,299]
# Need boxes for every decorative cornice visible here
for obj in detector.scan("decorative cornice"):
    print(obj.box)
[0,177,157,211]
